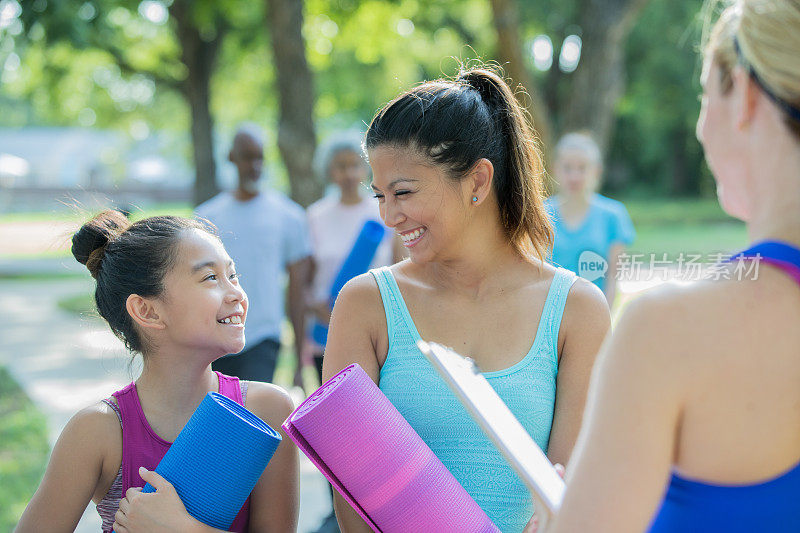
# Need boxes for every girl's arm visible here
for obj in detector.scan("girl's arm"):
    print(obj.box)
[322,274,387,533]
[15,402,120,533]
[546,278,611,466]
[548,293,683,533]
[245,383,299,532]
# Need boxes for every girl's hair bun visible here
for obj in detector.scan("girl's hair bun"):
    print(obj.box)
[71,209,130,278]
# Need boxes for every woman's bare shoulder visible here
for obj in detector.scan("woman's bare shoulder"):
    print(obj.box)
[607,272,791,375]
[560,277,610,337]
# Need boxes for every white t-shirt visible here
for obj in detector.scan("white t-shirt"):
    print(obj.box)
[196,191,311,346]
[307,194,394,306]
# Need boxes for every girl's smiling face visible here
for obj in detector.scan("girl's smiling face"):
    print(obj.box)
[152,229,248,359]
[369,145,471,263]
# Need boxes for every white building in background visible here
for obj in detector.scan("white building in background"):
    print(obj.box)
[0,127,192,189]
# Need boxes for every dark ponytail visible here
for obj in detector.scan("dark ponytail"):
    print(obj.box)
[71,210,213,354]
[365,66,552,261]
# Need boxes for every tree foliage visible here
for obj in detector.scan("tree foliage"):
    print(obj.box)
[1,0,711,200]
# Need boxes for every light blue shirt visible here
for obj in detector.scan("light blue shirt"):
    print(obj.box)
[374,266,577,532]
[196,191,311,346]
[546,194,635,291]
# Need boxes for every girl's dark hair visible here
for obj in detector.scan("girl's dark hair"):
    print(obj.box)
[365,66,553,261]
[71,210,212,354]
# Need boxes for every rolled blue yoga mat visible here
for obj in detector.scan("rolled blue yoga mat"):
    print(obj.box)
[141,392,281,529]
[312,219,386,346]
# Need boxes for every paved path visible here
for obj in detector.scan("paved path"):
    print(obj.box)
[0,277,332,532]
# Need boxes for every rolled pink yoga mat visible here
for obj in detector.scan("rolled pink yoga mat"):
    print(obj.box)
[282,364,499,533]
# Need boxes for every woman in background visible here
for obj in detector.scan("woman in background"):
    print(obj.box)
[305,132,402,533]
[547,132,635,308]
[306,131,404,382]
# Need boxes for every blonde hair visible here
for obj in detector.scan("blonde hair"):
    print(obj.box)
[705,0,800,136]
[555,132,603,167]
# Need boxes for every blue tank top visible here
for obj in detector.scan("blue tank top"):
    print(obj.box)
[648,240,800,532]
[372,265,577,532]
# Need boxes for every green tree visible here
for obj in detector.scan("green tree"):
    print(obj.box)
[18,0,260,205]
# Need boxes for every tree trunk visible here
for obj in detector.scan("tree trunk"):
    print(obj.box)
[488,0,553,156]
[171,0,224,206]
[561,0,649,156]
[266,0,320,208]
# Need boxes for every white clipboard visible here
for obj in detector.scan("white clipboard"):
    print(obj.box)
[417,339,565,517]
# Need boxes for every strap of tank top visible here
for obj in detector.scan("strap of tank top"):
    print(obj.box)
[542,268,579,359]
[369,266,399,345]
[110,382,142,492]
[215,371,244,406]
[729,240,800,285]
[102,398,123,426]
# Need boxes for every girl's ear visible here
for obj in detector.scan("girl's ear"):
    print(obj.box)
[125,294,166,331]
[469,158,495,205]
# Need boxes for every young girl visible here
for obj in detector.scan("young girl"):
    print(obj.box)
[547,132,635,308]
[531,1,800,531]
[323,68,610,532]
[15,210,298,533]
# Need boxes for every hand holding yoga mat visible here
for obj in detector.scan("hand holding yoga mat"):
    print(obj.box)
[312,220,386,346]
[140,392,282,530]
[283,363,499,533]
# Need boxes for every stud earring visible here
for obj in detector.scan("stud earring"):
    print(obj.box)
[472,196,478,203]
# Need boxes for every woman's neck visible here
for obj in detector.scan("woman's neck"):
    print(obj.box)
[559,190,593,209]
[746,135,800,248]
[424,215,526,299]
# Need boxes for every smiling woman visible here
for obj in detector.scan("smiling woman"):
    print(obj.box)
[323,66,611,533]
[15,210,299,533]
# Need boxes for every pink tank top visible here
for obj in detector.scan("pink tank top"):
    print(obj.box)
[98,372,250,532]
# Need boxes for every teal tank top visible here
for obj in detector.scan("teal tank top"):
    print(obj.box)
[372,266,578,532]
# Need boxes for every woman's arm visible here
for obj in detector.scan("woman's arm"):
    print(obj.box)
[15,403,119,533]
[548,294,684,533]
[322,274,387,533]
[546,279,611,466]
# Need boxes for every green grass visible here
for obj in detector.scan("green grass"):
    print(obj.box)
[0,270,86,281]
[0,202,193,225]
[623,197,734,226]
[57,292,96,317]
[632,221,748,258]
[623,196,749,259]
[0,366,49,530]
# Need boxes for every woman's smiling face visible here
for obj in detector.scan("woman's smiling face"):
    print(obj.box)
[369,145,471,263]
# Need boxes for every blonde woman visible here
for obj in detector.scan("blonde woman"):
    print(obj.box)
[547,132,635,307]
[533,1,800,531]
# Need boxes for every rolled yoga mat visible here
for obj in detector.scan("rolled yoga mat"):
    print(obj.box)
[141,392,282,529]
[312,219,386,346]
[282,363,499,533]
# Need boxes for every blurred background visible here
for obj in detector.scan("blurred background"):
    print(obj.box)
[0,0,746,531]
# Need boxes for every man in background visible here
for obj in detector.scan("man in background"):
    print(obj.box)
[196,123,311,383]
